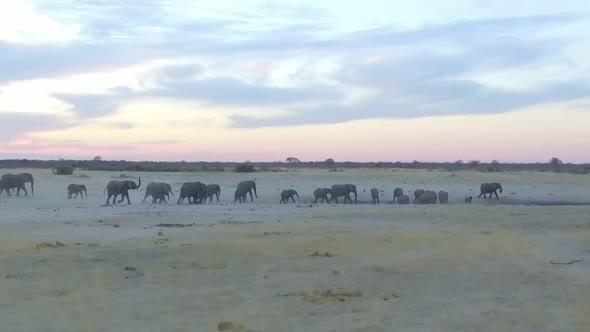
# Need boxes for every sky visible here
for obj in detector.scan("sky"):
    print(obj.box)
[1,0,590,162]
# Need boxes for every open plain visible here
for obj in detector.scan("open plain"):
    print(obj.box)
[1,168,589,331]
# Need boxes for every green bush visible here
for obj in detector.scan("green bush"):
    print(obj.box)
[54,166,74,175]
[234,163,256,173]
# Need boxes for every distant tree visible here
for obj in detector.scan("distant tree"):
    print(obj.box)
[93,155,102,161]
[286,157,301,163]
[549,157,563,166]
[234,163,256,173]
[455,160,464,165]
[325,158,335,167]
[491,160,500,165]
[468,160,480,167]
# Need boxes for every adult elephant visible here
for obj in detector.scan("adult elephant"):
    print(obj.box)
[237,180,257,202]
[370,188,380,204]
[413,189,425,203]
[416,190,437,205]
[142,182,173,204]
[19,173,34,195]
[103,177,141,205]
[330,184,357,204]
[393,187,403,203]
[438,191,449,204]
[67,184,87,199]
[204,184,221,203]
[479,183,503,200]
[177,181,206,204]
[0,174,30,197]
[398,194,410,205]
[280,189,299,203]
[313,188,331,203]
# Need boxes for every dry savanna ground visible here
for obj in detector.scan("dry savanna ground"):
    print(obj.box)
[1,168,589,331]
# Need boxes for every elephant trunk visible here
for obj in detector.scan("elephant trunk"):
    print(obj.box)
[31,178,34,196]
[137,177,141,189]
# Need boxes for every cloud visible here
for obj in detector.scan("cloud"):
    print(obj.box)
[0,112,65,141]
[1,0,589,158]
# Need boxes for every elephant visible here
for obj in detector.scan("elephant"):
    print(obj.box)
[280,189,299,203]
[416,190,437,205]
[0,173,30,197]
[19,173,34,195]
[234,188,247,203]
[313,188,331,203]
[479,183,503,200]
[204,184,221,203]
[370,188,380,204]
[237,180,257,202]
[438,191,449,204]
[330,184,357,204]
[398,194,410,205]
[393,187,403,203]
[465,196,473,204]
[103,177,141,204]
[177,181,206,204]
[67,184,87,199]
[413,189,425,203]
[142,182,174,204]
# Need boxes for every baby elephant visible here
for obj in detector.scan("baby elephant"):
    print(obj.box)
[67,184,87,199]
[465,196,473,204]
[370,188,380,204]
[398,194,410,205]
[438,191,449,204]
[280,189,299,203]
[313,188,331,203]
[234,189,247,204]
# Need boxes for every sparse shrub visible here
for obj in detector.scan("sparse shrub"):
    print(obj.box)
[234,163,256,173]
[54,166,74,175]
[469,160,480,167]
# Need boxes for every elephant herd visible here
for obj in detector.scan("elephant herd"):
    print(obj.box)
[0,172,504,206]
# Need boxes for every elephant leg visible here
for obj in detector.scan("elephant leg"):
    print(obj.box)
[249,190,254,202]
[142,194,148,204]
[216,194,219,202]
[494,191,499,200]
[290,196,295,203]
[125,193,131,204]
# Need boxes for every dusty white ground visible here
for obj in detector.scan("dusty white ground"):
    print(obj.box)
[1,168,589,331]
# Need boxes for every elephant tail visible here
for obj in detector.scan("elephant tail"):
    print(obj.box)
[253,183,258,198]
